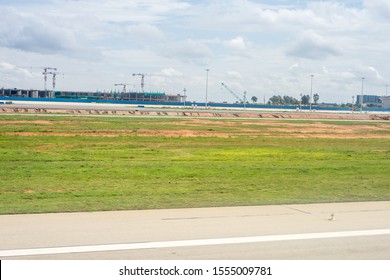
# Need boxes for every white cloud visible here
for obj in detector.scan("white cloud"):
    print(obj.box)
[364,0,390,20]
[0,61,15,71]
[227,71,243,79]
[0,61,35,77]
[289,63,300,71]
[121,23,166,44]
[158,39,213,65]
[226,37,247,50]
[348,65,384,82]
[160,67,183,77]
[286,30,342,60]
[0,10,67,53]
[368,66,383,81]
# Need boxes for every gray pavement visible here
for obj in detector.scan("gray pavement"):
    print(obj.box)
[1,201,390,259]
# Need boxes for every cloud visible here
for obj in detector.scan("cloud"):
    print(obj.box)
[347,65,385,82]
[0,61,15,71]
[0,8,85,56]
[189,1,349,34]
[227,70,243,79]
[288,63,299,71]
[364,0,390,19]
[119,23,166,46]
[158,39,213,65]
[160,67,183,77]
[226,37,247,50]
[57,0,192,23]
[286,30,341,60]
[0,61,34,78]
[368,66,383,80]
[0,61,37,88]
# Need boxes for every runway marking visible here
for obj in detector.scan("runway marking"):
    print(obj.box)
[1,229,390,257]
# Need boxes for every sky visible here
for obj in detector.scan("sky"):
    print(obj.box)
[0,0,389,104]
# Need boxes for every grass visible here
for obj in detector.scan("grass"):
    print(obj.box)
[0,115,390,214]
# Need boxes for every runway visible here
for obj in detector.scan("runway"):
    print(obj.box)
[1,201,390,259]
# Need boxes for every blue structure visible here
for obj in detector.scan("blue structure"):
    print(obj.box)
[2,95,390,112]
[356,95,381,105]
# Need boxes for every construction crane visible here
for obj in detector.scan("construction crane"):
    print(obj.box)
[114,83,133,99]
[42,67,57,91]
[221,82,245,103]
[47,71,64,94]
[50,72,64,92]
[114,83,132,94]
[51,72,57,91]
[132,73,151,92]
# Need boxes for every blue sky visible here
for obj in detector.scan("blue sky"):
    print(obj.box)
[1,0,389,103]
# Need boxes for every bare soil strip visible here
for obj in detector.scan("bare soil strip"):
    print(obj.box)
[2,106,390,121]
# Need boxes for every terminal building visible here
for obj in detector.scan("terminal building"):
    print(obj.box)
[0,88,185,103]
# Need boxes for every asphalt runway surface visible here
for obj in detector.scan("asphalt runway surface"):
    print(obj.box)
[1,201,390,259]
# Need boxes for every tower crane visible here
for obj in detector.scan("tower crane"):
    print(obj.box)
[51,72,64,91]
[42,67,57,91]
[114,83,133,99]
[114,83,132,94]
[51,72,57,91]
[221,82,246,103]
[47,71,63,92]
[132,73,151,92]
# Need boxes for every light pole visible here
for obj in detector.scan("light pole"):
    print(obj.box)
[183,88,187,107]
[360,77,365,112]
[310,74,314,111]
[299,93,302,111]
[205,69,210,108]
[243,91,247,110]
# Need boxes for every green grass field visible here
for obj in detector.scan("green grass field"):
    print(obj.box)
[1,115,390,214]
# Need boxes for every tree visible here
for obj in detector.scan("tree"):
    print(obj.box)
[269,95,283,105]
[301,94,310,105]
[269,95,301,105]
[313,93,320,105]
[251,96,258,103]
[283,95,299,105]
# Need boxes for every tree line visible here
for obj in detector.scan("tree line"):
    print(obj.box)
[267,94,319,105]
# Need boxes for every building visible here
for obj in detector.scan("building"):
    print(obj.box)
[381,96,390,108]
[0,88,184,103]
[356,95,382,107]
[1,88,41,98]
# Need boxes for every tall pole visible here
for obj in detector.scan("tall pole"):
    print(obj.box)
[205,69,209,108]
[52,72,56,92]
[43,68,48,92]
[300,93,302,111]
[183,88,187,106]
[310,74,314,111]
[386,84,388,96]
[360,77,365,112]
[141,75,145,92]
[243,91,247,110]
